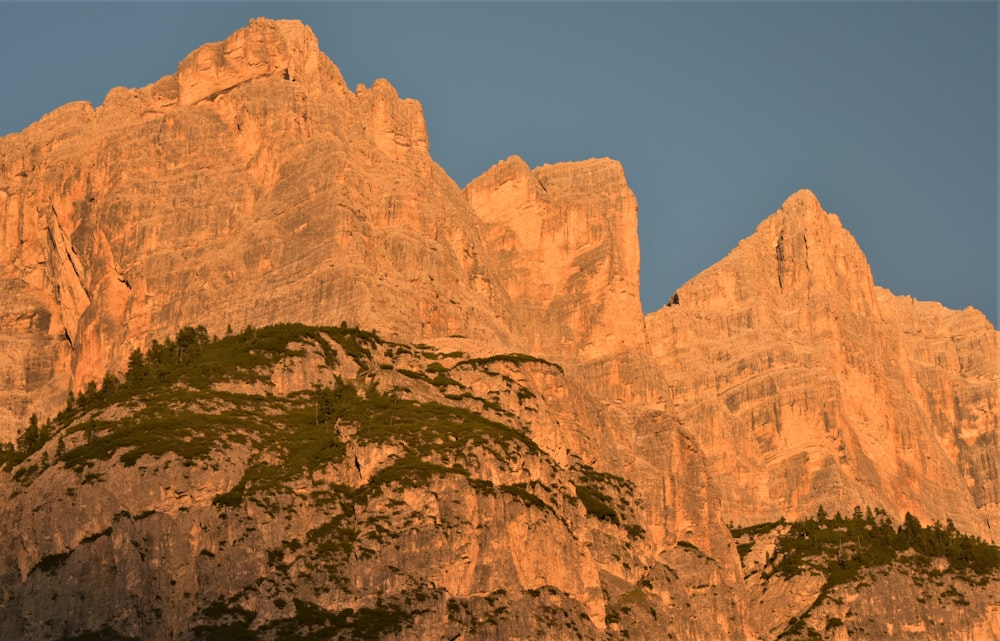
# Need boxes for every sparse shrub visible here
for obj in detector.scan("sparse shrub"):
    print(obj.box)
[576,484,619,524]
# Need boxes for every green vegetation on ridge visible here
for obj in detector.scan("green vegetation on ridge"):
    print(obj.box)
[1,324,628,529]
[6,322,647,640]
[732,506,1000,639]
[731,506,1000,582]
[13,324,544,500]
[2,323,376,474]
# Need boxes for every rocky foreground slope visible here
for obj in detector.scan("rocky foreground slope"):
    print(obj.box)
[1,17,1000,640]
[3,325,999,640]
[1,325,745,640]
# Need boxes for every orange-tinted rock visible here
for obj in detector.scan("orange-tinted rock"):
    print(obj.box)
[465,155,645,362]
[174,18,343,107]
[464,156,667,408]
[646,190,1000,539]
[0,19,512,439]
[3,16,999,549]
[3,15,1000,639]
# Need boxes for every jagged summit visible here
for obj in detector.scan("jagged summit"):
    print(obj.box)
[646,188,999,538]
[771,188,850,245]
[173,17,344,107]
[3,18,1000,640]
[659,189,877,321]
[778,187,823,216]
[0,17,453,436]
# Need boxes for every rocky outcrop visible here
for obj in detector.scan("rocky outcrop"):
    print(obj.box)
[3,15,1000,641]
[736,516,1000,640]
[0,18,512,441]
[465,155,645,362]
[0,325,746,641]
[646,190,1000,540]
[464,156,667,408]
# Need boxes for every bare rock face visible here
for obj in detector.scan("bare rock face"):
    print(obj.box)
[464,156,731,576]
[646,190,1000,539]
[465,156,669,411]
[465,155,645,362]
[0,18,511,440]
[175,18,336,107]
[877,292,1000,534]
[807,569,1000,641]
[0,20,748,640]
[4,15,1000,641]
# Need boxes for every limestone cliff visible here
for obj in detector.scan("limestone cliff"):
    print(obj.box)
[0,18,513,441]
[2,16,1000,641]
[464,156,668,408]
[464,155,645,363]
[646,190,1000,540]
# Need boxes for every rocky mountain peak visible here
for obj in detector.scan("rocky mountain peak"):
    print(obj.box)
[769,189,878,317]
[4,18,1000,640]
[665,190,878,325]
[355,77,430,158]
[175,18,344,107]
[0,17,458,438]
[778,187,823,217]
[465,156,645,362]
[647,190,999,538]
[463,156,541,220]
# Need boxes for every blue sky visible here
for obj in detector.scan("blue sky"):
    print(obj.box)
[2,2,996,325]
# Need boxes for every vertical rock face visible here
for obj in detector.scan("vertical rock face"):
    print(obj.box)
[465,156,666,407]
[464,157,704,573]
[646,190,1000,539]
[4,16,1000,640]
[878,292,1000,531]
[465,156,645,361]
[0,19,514,440]
[0,23,742,636]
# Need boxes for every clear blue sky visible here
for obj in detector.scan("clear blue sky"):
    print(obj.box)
[2,2,996,325]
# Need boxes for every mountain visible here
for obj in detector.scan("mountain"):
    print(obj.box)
[646,190,1000,539]
[0,325,745,640]
[5,325,999,641]
[0,18,511,438]
[1,17,999,640]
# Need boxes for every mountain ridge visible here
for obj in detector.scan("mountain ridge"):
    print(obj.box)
[646,191,999,539]
[2,11,997,539]
[1,17,999,640]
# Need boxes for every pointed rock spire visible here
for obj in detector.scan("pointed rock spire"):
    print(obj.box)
[661,190,878,323]
[779,188,823,217]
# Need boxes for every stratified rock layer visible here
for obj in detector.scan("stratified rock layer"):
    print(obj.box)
[1,15,999,641]
[0,18,512,439]
[646,190,1000,539]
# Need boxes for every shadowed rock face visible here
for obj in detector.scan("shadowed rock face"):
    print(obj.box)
[646,190,1000,540]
